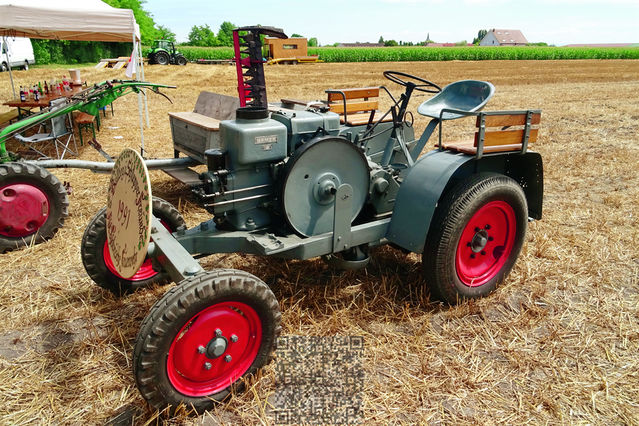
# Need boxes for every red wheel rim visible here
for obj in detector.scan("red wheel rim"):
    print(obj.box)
[167,301,262,397]
[456,200,516,287]
[103,219,170,281]
[0,183,50,238]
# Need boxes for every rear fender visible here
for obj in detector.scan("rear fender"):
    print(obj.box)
[386,150,543,253]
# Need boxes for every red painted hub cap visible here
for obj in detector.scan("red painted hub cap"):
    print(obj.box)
[103,219,170,281]
[167,301,262,397]
[0,183,50,237]
[456,201,516,287]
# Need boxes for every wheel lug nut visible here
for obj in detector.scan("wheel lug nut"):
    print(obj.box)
[197,345,206,354]
[485,224,491,230]
[215,328,222,337]
[475,227,480,232]
[481,251,486,255]
[470,254,475,259]
[231,334,238,343]
[225,355,232,363]
[204,362,212,370]
[466,242,471,247]
[488,236,494,241]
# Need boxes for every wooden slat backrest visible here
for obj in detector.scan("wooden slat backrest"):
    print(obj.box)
[327,87,379,102]
[474,111,541,148]
[329,100,379,115]
[476,128,539,147]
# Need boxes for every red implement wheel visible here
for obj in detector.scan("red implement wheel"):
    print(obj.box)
[81,197,185,295]
[0,163,68,253]
[133,269,280,414]
[423,174,527,304]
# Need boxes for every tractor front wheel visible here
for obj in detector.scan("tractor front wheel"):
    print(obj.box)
[423,174,527,304]
[133,269,281,414]
[176,55,187,66]
[0,163,68,253]
[81,197,185,295]
[155,51,170,65]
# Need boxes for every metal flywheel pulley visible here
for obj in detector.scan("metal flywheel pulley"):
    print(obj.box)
[281,136,370,237]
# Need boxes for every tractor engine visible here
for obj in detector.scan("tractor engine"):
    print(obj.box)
[193,104,400,236]
[197,107,287,231]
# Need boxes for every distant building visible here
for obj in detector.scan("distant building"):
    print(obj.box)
[480,29,528,46]
[337,42,383,47]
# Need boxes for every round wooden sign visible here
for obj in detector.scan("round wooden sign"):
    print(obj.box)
[106,148,152,279]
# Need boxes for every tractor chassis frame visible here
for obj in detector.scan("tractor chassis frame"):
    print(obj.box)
[148,183,390,283]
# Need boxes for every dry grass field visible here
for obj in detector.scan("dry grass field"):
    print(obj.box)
[0,59,638,424]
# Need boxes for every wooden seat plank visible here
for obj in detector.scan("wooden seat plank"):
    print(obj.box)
[168,111,220,131]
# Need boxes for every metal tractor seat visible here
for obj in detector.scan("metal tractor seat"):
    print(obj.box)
[417,80,495,120]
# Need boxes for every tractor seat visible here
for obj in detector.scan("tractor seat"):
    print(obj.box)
[417,80,495,120]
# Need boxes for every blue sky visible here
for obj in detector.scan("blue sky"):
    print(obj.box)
[146,0,638,46]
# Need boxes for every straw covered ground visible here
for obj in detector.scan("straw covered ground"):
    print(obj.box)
[0,59,638,424]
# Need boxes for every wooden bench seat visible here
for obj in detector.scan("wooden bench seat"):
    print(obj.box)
[168,111,220,131]
[326,87,393,126]
[442,111,541,158]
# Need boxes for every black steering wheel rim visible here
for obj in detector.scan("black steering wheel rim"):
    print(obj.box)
[383,70,441,93]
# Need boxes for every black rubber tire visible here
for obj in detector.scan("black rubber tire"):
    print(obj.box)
[133,269,281,414]
[0,62,7,72]
[81,197,185,296]
[0,162,68,253]
[155,51,170,65]
[148,53,156,64]
[23,61,29,71]
[176,55,187,66]
[422,173,528,304]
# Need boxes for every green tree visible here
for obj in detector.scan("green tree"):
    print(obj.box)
[156,25,176,42]
[217,21,236,46]
[308,37,318,47]
[384,39,398,46]
[291,33,303,38]
[188,24,217,46]
[103,0,159,44]
[378,36,384,44]
[473,29,488,45]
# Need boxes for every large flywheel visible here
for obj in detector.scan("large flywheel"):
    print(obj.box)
[282,136,370,237]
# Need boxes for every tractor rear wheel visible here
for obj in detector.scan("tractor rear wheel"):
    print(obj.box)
[155,51,170,65]
[81,197,185,295]
[133,269,281,414]
[423,174,527,304]
[0,162,68,253]
[176,55,187,66]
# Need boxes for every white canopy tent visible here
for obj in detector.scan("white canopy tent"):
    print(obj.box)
[0,0,149,152]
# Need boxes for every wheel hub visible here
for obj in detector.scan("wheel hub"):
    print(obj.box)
[0,183,50,237]
[206,336,228,359]
[167,301,262,397]
[470,229,489,253]
[456,201,516,287]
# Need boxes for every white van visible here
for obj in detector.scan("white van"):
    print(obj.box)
[0,37,35,71]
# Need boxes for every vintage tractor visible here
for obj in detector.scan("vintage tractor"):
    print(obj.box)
[148,40,187,66]
[80,26,544,411]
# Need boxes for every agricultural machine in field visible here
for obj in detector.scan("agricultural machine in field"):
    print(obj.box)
[148,40,188,66]
[1,26,543,414]
[0,80,179,253]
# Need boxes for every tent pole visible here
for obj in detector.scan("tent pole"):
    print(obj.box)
[137,40,150,127]
[3,37,16,98]
[133,33,145,157]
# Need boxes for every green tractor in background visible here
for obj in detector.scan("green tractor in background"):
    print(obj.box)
[148,40,187,66]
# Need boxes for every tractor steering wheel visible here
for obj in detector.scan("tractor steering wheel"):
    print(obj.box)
[383,71,441,93]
